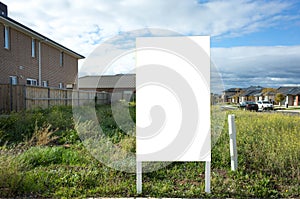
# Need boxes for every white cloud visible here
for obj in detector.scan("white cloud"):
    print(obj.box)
[211,46,300,89]
[2,0,295,57]
[2,0,300,91]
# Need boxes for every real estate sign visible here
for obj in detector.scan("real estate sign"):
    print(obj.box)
[136,36,211,162]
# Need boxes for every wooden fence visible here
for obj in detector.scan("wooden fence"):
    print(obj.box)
[0,84,112,113]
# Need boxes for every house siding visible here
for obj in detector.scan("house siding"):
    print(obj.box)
[0,21,79,88]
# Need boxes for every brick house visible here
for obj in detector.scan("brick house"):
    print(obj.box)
[277,86,300,106]
[221,88,241,103]
[0,2,84,89]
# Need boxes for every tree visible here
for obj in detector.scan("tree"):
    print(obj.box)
[275,93,285,106]
[262,88,277,95]
[262,88,277,101]
[232,89,245,103]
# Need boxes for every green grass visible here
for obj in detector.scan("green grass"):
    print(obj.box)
[0,105,299,198]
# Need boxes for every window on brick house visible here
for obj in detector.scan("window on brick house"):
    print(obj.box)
[60,52,64,66]
[42,81,48,87]
[27,78,37,86]
[59,83,63,89]
[31,38,35,58]
[9,76,17,85]
[4,26,9,49]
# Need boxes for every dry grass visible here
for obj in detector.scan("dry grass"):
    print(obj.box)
[27,122,59,146]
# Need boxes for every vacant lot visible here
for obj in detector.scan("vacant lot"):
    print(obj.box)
[0,105,299,198]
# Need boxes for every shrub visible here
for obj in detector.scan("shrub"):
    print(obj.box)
[0,106,74,146]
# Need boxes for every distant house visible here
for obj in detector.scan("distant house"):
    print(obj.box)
[0,2,84,89]
[78,74,136,101]
[222,86,280,104]
[222,88,241,103]
[240,86,264,102]
[222,86,264,103]
[223,85,300,106]
[277,86,300,106]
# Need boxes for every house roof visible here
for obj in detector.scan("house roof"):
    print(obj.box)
[289,87,300,95]
[224,88,241,92]
[246,86,263,91]
[79,74,136,89]
[277,86,300,95]
[241,90,262,97]
[0,14,85,59]
[239,86,264,97]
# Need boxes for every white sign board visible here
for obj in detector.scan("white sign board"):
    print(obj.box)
[136,36,211,162]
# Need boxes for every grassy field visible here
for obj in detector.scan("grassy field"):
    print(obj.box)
[0,105,299,198]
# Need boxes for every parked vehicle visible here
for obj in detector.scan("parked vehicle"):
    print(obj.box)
[239,101,259,111]
[256,100,274,111]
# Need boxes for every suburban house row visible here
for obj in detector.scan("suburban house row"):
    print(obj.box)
[222,86,300,106]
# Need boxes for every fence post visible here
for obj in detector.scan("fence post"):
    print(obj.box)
[78,91,80,106]
[65,89,68,106]
[23,85,27,111]
[228,114,238,171]
[9,83,13,112]
[48,87,50,109]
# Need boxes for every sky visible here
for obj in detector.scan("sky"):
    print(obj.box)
[2,0,300,92]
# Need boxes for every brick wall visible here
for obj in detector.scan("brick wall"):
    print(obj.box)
[0,22,79,88]
[0,23,38,85]
[41,43,78,88]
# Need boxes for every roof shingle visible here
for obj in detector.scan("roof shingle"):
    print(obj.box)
[79,74,136,89]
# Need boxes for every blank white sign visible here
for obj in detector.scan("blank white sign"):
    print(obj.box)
[136,36,210,162]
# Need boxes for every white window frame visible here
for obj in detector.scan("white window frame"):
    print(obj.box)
[4,26,9,49]
[66,83,73,89]
[27,78,38,86]
[58,83,63,89]
[123,90,133,95]
[60,52,64,66]
[9,76,17,85]
[31,38,35,58]
[42,80,48,87]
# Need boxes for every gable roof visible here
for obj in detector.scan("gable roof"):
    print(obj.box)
[241,86,264,96]
[224,88,241,92]
[246,86,263,91]
[0,14,84,59]
[241,90,262,97]
[79,74,136,89]
[277,86,300,95]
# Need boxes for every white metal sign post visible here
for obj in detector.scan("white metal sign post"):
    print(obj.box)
[205,161,211,193]
[136,161,142,194]
[228,114,238,171]
[136,36,211,194]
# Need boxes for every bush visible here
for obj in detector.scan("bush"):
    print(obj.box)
[0,106,74,146]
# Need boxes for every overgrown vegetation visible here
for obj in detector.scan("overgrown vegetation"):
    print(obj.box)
[0,105,299,198]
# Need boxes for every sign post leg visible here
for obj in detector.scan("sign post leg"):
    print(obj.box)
[136,161,142,194]
[205,161,211,193]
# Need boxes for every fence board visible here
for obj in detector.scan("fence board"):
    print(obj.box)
[0,84,10,113]
[0,84,116,113]
[26,86,49,109]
